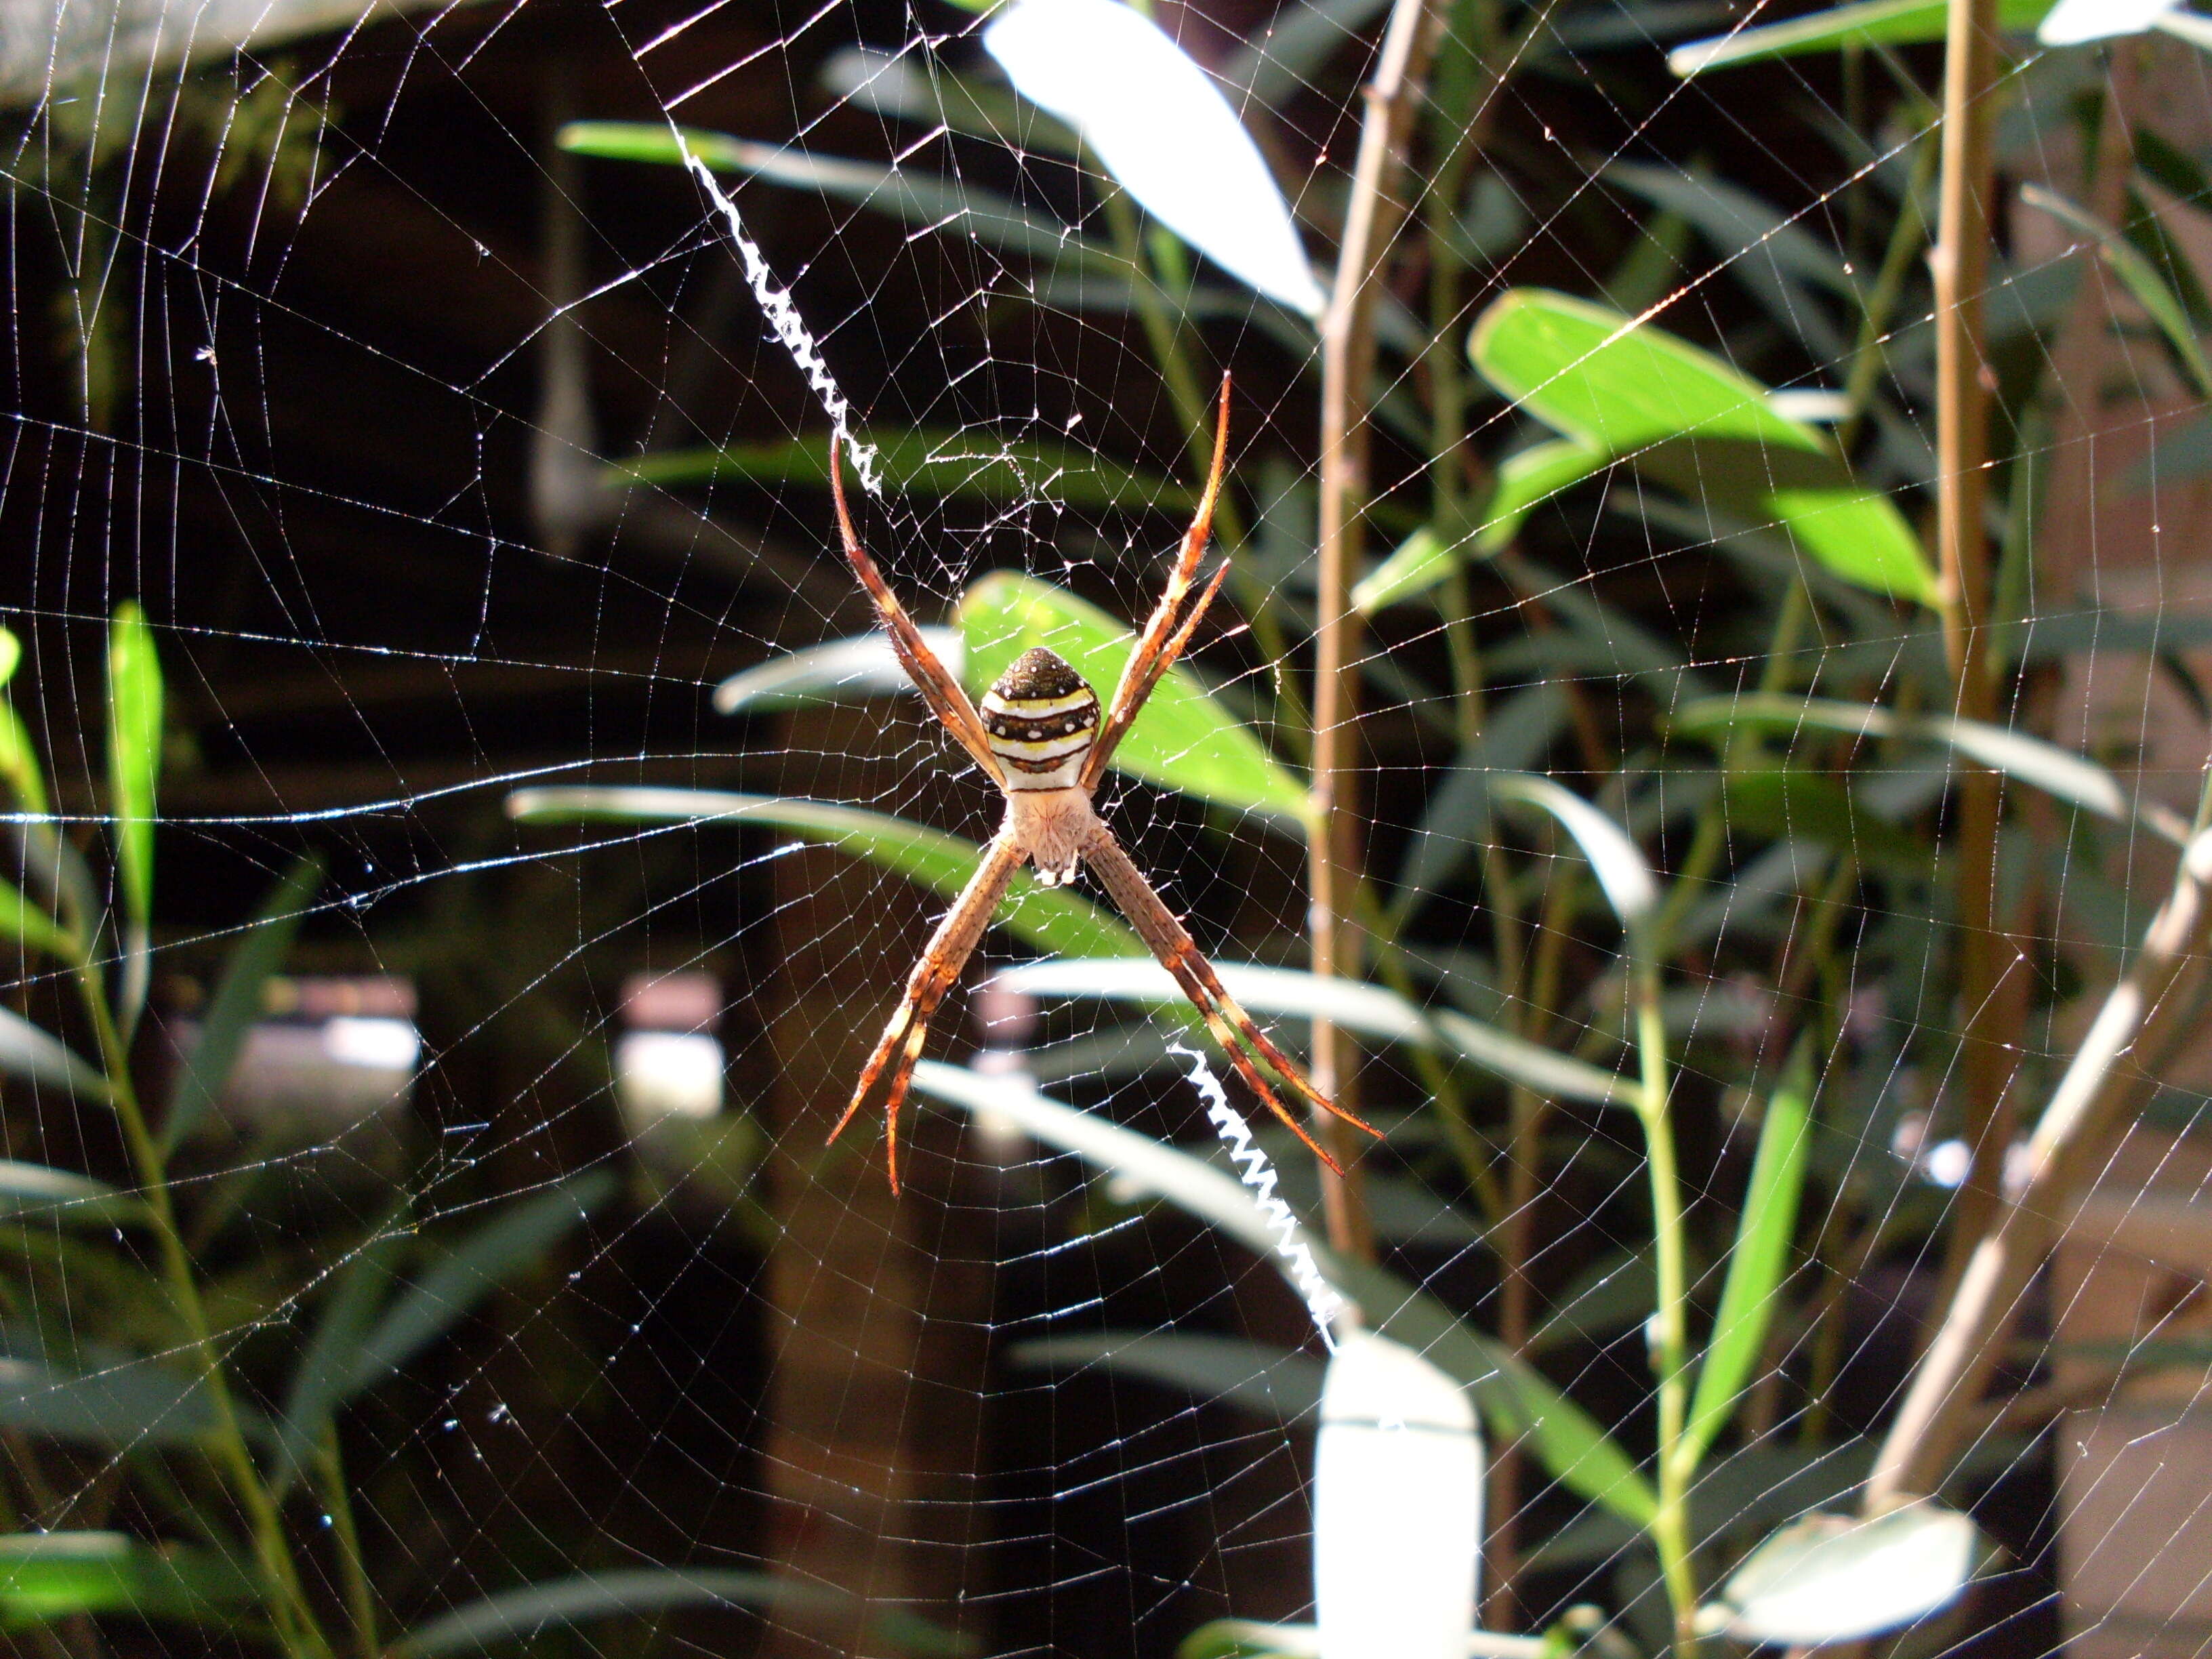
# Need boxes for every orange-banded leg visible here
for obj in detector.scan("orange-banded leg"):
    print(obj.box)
[1082,828,1380,1172]
[827,833,1025,1191]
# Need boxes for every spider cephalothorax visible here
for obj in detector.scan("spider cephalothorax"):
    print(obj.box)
[823,376,1380,1191]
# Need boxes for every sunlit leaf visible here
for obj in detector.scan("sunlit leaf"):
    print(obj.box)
[106,602,162,946]
[991,958,1631,1105]
[0,1161,138,1228]
[983,0,1328,316]
[959,572,1311,825]
[507,787,1141,960]
[2020,183,2212,398]
[161,857,323,1155]
[0,1532,258,1630]
[1490,773,1659,936]
[1469,291,1936,604]
[0,628,18,691]
[390,1567,967,1657]
[0,874,76,962]
[2037,0,2176,42]
[1718,1504,1980,1643]
[618,430,1189,510]
[0,700,46,818]
[558,122,1118,272]
[1668,0,2053,72]
[1682,1039,1814,1470]
[1353,441,1607,613]
[713,630,963,717]
[1008,1331,1324,1420]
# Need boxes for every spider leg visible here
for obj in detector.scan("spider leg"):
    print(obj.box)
[1082,827,1381,1174]
[830,436,1008,787]
[829,831,1025,1192]
[1082,375,1234,791]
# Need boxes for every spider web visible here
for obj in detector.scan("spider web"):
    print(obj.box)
[0,1,2207,1657]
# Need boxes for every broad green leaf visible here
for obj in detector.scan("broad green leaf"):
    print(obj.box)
[105,602,162,938]
[161,857,323,1155]
[507,787,1141,960]
[1670,693,2169,837]
[0,1008,112,1104]
[0,1350,237,1449]
[1683,1039,1814,1470]
[0,1532,258,1630]
[1669,0,2053,71]
[0,874,76,962]
[911,1064,1660,1532]
[618,430,1191,512]
[714,630,962,716]
[1718,1504,1980,1643]
[390,1567,968,1656]
[1490,773,1659,935]
[1008,1331,1324,1419]
[558,122,1120,274]
[1468,291,1936,604]
[1353,441,1607,613]
[269,1230,407,1498]
[340,1173,615,1404]
[958,571,1311,825]
[0,1161,138,1227]
[992,958,1631,1106]
[2021,184,2212,398]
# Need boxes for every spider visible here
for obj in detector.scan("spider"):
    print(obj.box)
[824,377,1381,1192]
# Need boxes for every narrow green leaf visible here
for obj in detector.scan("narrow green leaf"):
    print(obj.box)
[1490,773,1659,935]
[0,1350,236,1449]
[958,572,1311,826]
[104,602,162,937]
[161,857,323,1155]
[0,1532,258,1630]
[1008,1332,1324,1420]
[0,874,76,962]
[0,1008,112,1104]
[993,958,1631,1106]
[269,1231,407,1497]
[337,1172,615,1405]
[619,429,1189,511]
[558,122,1120,273]
[713,630,962,717]
[1683,1039,1815,1470]
[1468,291,1936,604]
[0,628,18,690]
[1716,771,1933,880]
[1669,0,2053,71]
[0,701,47,818]
[506,787,1141,960]
[1353,437,1611,612]
[1353,525,1449,615]
[0,1161,138,1227]
[391,1568,968,1656]
[2020,183,2212,399]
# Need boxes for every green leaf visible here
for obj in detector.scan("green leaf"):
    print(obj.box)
[1490,773,1659,937]
[619,429,1191,512]
[1668,0,2053,72]
[1180,1620,1323,1659]
[0,628,18,690]
[1682,1038,1815,1471]
[1467,291,1936,604]
[507,787,1141,960]
[390,1567,968,1657]
[0,700,47,818]
[910,1064,1660,1534]
[0,1008,112,1104]
[713,630,961,717]
[0,1532,258,1630]
[558,122,1120,273]
[104,602,162,939]
[958,571,1311,825]
[0,1161,138,1228]
[1353,441,1608,613]
[161,857,323,1155]
[0,1349,239,1449]
[0,874,76,962]
[269,1230,406,1497]
[2020,183,2212,399]
[1669,693,2171,837]
[1008,1332,1324,1420]
[992,958,1631,1106]
[1716,770,1933,880]
[338,1173,615,1406]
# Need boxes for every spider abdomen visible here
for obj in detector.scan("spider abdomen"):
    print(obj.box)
[980,647,1099,790]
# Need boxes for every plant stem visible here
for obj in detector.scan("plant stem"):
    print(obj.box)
[72,969,329,1658]
[1636,964,1698,1654]
[316,1429,379,1659]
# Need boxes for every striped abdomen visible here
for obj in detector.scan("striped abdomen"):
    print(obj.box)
[981,647,1099,790]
